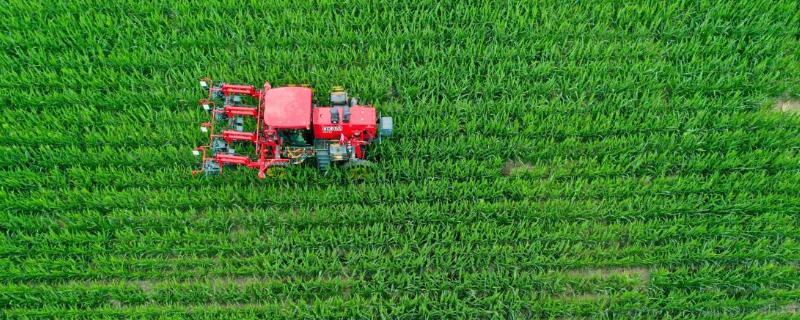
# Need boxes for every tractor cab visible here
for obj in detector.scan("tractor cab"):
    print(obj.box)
[261,86,316,161]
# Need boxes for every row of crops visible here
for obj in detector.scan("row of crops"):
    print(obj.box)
[2,0,799,318]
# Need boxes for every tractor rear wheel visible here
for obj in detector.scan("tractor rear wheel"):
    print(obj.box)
[316,149,331,173]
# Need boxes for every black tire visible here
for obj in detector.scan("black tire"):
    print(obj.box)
[316,149,331,172]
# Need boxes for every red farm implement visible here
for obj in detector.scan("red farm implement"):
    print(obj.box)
[192,79,392,179]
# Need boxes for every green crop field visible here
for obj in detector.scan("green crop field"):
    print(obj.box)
[2,0,800,318]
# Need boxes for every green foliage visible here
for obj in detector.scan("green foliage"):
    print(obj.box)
[1,0,799,318]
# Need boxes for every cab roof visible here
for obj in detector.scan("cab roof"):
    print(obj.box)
[262,87,312,129]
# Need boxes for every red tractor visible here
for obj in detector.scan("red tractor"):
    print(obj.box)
[192,79,392,179]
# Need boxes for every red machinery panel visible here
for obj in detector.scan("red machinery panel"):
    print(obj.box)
[262,87,313,129]
[313,106,377,139]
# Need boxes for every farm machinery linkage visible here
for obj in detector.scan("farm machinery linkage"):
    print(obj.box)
[192,79,392,179]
